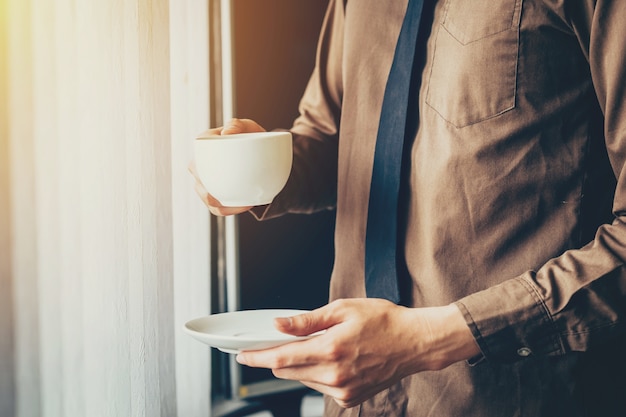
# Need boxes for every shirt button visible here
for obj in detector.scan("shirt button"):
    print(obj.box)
[517,347,532,357]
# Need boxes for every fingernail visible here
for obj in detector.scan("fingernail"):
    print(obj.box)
[236,354,246,365]
[275,317,293,330]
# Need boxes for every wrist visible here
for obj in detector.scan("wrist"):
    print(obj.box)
[422,304,482,370]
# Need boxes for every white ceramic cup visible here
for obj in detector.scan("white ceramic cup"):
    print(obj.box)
[194,131,293,207]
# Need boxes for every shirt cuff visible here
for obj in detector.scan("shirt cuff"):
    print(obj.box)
[455,273,566,363]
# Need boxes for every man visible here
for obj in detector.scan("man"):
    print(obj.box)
[192,1,626,416]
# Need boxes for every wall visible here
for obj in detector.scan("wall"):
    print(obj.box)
[3,0,212,416]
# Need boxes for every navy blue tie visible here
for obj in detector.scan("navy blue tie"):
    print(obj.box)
[365,0,424,303]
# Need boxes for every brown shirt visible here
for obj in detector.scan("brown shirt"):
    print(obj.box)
[261,0,626,415]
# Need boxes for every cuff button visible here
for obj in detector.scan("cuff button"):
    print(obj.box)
[517,347,532,357]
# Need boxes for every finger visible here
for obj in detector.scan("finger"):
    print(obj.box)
[271,360,339,387]
[190,165,219,208]
[281,375,365,409]
[197,127,224,137]
[193,179,250,215]
[236,335,323,369]
[191,166,252,213]
[274,302,344,336]
[221,118,266,135]
[299,381,360,409]
[193,180,212,206]
[296,381,350,405]
[210,205,253,217]
[188,160,197,176]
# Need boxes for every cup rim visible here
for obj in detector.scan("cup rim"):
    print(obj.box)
[195,131,291,141]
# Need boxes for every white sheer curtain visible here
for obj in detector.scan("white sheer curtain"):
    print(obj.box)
[3,0,213,416]
[1,0,15,414]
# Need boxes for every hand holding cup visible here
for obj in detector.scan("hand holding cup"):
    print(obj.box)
[190,118,292,216]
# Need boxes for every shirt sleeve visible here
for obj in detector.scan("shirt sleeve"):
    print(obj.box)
[251,0,345,220]
[455,0,626,363]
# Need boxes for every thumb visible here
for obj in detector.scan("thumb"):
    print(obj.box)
[221,118,266,135]
[274,305,338,337]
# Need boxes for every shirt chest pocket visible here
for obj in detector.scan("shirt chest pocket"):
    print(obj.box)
[425,0,523,128]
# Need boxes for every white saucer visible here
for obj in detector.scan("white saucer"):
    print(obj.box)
[184,309,318,354]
